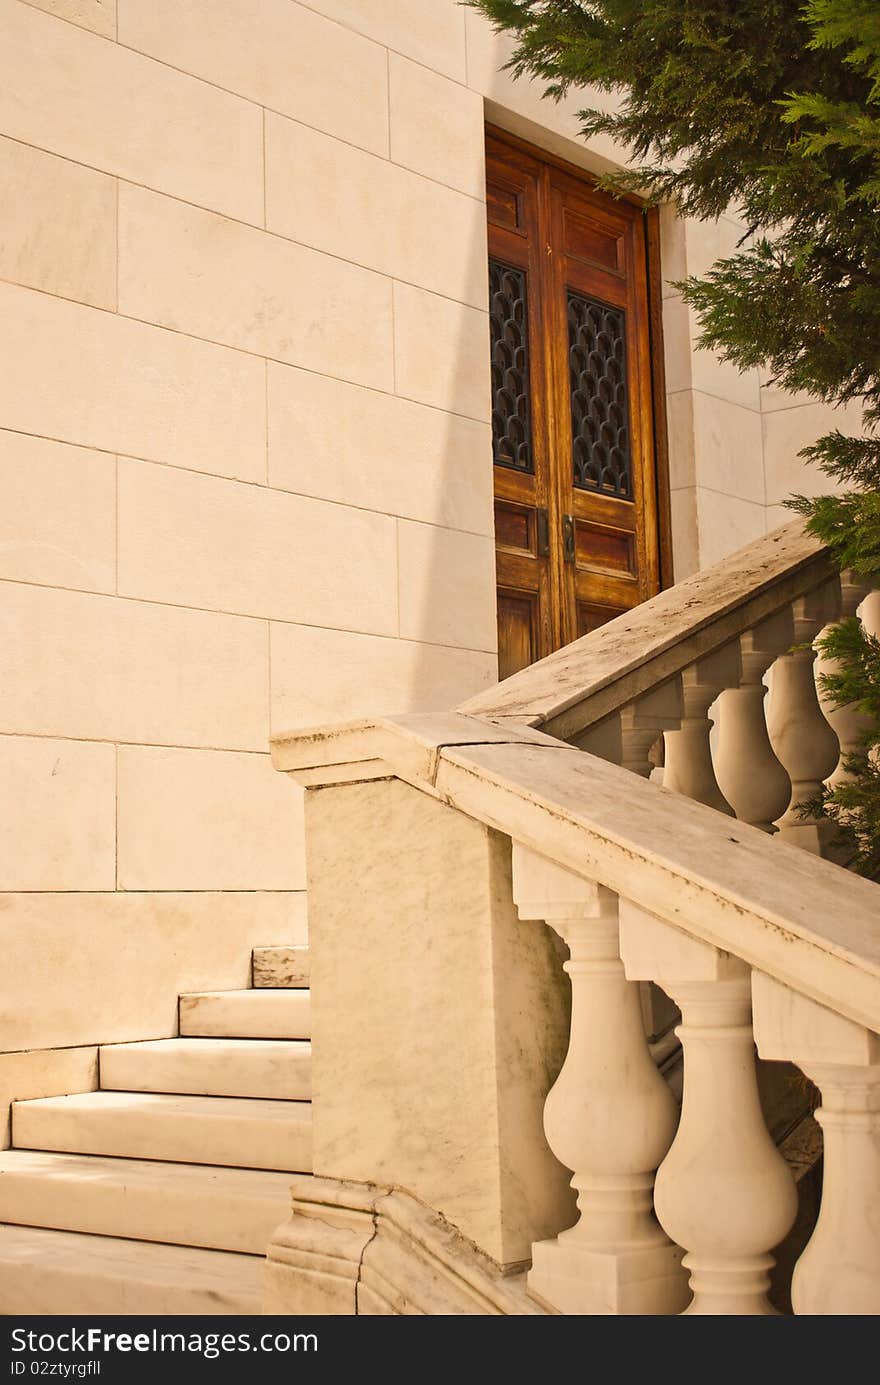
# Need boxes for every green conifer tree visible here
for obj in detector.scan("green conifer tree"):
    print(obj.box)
[470,0,880,874]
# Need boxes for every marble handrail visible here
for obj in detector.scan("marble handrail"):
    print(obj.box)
[271,706,880,1314]
[271,518,879,1314]
[458,520,833,743]
[271,711,880,1033]
[433,738,880,1032]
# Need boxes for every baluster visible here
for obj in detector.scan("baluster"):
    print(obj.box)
[713,610,793,831]
[511,845,688,1315]
[619,679,683,778]
[663,644,740,812]
[753,972,880,1315]
[765,582,841,852]
[860,589,880,640]
[619,905,797,1314]
[861,592,880,776]
[817,573,874,790]
[576,680,683,777]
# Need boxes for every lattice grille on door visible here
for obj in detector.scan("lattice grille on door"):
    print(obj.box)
[488,258,534,473]
[567,292,633,500]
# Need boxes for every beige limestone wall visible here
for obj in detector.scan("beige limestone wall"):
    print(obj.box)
[0,0,501,1072]
[662,212,857,577]
[0,0,846,1081]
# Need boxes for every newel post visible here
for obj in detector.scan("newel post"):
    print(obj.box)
[511,845,688,1315]
[753,972,880,1315]
[619,905,797,1314]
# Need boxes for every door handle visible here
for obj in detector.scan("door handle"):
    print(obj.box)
[562,514,576,563]
[536,508,550,557]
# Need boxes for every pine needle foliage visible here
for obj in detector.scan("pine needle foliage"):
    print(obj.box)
[470,0,880,874]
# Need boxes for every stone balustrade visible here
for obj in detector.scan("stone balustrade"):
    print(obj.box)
[460,521,875,857]
[268,522,880,1316]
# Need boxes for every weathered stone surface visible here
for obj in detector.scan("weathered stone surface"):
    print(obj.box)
[265,1176,550,1316]
[252,946,310,990]
[459,521,831,736]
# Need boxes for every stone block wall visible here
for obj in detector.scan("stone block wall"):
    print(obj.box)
[0,0,844,1090]
[0,0,499,1077]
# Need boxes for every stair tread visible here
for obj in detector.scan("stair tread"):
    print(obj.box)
[0,1146,298,1191]
[102,1037,311,1054]
[0,1150,293,1255]
[182,987,308,995]
[99,1037,311,1100]
[0,1223,263,1315]
[181,989,308,998]
[13,1091,312,1173]
[15,1090,312,1119]
[179,990,310,1039]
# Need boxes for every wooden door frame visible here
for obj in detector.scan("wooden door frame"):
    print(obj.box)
[486,124,675,592]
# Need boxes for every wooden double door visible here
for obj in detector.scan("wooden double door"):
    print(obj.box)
[487,129,665,678]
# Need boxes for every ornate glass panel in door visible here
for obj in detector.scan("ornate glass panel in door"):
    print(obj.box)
[567,292,632,499]
[489,258,534,474]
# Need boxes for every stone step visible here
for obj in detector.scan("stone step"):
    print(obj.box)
[99,1037,311,1100]
[253,945,309,989]
[0,1150,293,1255]
[0,1224,263,1315]
[179,988,310,1040]
[13,1091,312,1172]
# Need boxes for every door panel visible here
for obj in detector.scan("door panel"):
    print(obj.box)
[493,495,552,680]
[546,160,658,648]
[486,139,557,675]
[497,590,540,681]
[487,129,662,675]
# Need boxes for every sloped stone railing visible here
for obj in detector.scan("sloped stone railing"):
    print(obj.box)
[461,519,877,854]
[270,522,880,1316]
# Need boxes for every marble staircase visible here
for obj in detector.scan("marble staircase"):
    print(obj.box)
[0,946,310,1315]
[264,526,880,1314]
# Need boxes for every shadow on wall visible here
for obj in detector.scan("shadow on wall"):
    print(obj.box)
[268,200,499,739]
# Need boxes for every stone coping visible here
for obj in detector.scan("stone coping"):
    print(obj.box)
[459,520,832,739]
[271,711,880,1034]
